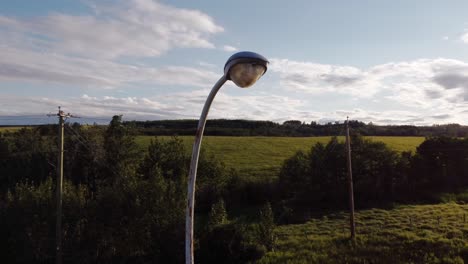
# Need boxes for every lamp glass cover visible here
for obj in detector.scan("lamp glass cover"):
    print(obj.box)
[229,63,266,88]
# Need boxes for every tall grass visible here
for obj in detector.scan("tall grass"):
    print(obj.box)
[258,203,468,263]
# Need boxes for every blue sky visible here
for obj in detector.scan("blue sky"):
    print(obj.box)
[1,0,468,125]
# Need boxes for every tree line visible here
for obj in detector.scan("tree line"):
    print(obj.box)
[0,116,467,263]
[277,135,468,223]
[127,119,468,137]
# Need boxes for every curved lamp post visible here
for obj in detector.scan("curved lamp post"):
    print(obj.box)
[186,51,268,264]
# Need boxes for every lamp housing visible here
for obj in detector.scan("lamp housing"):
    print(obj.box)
[224,51,268,88]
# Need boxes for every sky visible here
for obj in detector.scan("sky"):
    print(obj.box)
[1,0,468,125]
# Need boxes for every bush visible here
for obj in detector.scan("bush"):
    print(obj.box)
[196,221,266,264]
[257,202,276,251]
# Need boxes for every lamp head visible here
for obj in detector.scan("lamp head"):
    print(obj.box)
[224,51,268,88]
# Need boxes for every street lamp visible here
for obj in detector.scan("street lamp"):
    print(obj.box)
[185,51,268,264]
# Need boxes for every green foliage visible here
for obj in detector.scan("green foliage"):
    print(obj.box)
[0,127,56,191]
[197,151,235,211]
[64,124,104,191]
[438,189,468,203]
[0,121,236,263]
[1,177,90,263]
[101,115,141,186]
[409,137,468,198]
[279,135,406,210]
[197,221,267,264]
[208,199,228,228]
[257,202,277,251]
[198,199,277,263]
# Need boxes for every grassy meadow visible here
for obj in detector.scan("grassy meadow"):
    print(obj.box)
[135,135,466,263]
[258,202,468,263]
[0,126,28,132]
[135,136,425,181]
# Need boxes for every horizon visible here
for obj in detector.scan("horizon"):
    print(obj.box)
[0,115,466,127]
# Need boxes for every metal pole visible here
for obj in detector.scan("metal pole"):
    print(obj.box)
[56,109,64,264]
[345,117,356,239]
[186,76,227,264]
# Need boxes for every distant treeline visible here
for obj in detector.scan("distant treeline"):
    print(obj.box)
[126,119,468,137]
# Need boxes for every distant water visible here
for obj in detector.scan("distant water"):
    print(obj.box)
[0,115,113,126]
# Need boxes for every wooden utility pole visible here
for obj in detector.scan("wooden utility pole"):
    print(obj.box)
[345,117,356,239]
[48,106,77,264]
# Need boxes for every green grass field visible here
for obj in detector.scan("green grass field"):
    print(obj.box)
[258,202,468,263]
[135,136,425,181]
[0,126,28,132]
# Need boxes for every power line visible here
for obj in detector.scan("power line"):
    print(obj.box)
[64,124,124,180]
[65,126,93,153]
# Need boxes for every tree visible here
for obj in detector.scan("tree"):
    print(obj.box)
[0,128,55,192]
[283,120,302,128]
[65,124,104,192]
[409,137,468,197]
[208,199,228,228]
[101,115,140,187]
[279,135,404,209]
[196,151,233,211]
[257,202,276,251]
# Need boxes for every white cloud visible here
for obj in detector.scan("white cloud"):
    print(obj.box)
[0,0,224,59]
[0,0,226,89]
[0,92,305,122]
[461,31,468,43]
[2,90,466,125]
[270,58,468,107]
[198,61,216,68]
[0,94,186,120]
[266,57,468,124]
[442,36,449,40]
[270,59,375,97]
[0,46,219,88]
[222,45,238,52]
[1,50,467,125]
